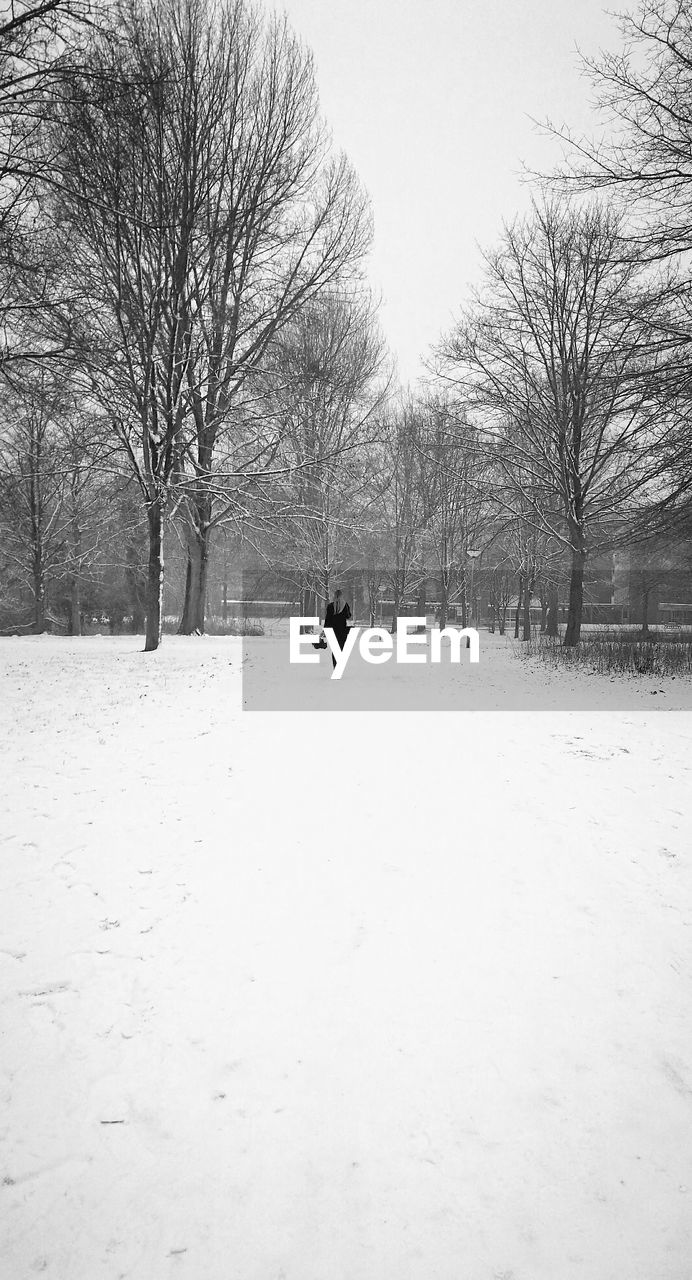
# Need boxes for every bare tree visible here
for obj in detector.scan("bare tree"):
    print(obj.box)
[550,0,692,261]
[546,0,692,541]
[50,0,371,648]
[0,368,66,629]
[50,0,218,647]
[486,552,514,635]
[437,199,667,645]
[166,1,372,633]
[260,289,387,614]
[0,365,110,631]
[415,393,491,628]
[56,404,113,633]
[485,425,565,639]
[376,399,428,632]
[0,0,93,372]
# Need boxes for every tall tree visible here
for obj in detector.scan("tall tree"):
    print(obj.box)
[438,199,666,645]
[377,399,428,632]
[169,1,372,633]
[415,393,491,628]
[50,0,371,649]
[0,363,119,633]
[262,290,386,614]
[550,0,692,536]
[0,0,92,373]
[553,0,692,260]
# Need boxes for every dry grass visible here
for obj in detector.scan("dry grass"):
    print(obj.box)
[162,616,265,637]
[523,631,692,676]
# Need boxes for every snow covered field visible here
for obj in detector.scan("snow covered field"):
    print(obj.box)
[2,634,692,1280]
[243,622,692,710]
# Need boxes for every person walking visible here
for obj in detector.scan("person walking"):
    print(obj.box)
[324,587,351,669]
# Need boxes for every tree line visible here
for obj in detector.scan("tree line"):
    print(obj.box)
[2,0,692,649]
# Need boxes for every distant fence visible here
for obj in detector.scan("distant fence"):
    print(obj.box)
[216,599,299,620]
[0,612,68,637]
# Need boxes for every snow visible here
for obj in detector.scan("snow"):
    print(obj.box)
[243,622,692,710]
[1,633,691,1280]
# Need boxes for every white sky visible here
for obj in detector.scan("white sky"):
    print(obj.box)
[273,0,625,384]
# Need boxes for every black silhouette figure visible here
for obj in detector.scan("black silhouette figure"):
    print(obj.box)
[324,588,352,669]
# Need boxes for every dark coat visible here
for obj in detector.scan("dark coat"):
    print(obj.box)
[324,601,351,646]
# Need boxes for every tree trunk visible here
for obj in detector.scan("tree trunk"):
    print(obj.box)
[417,583,426,618]
[69,578,81,636]
[68,510,82,636]
[546,583,559,638]
[178,550,194,634]
[564,542,586,647]
[439,579,448,630]
[126,544,145,633]
[144,504,164,652]
[33,547,45,634]
[459,566,468,628]
[522,578,532,641]
[391,579,402,632]
[641,588,650,637]
[514,576,523,639]
[194,540,207,634]
[178,519,211,635]
[368,581,377,628]
[34,580,46,633]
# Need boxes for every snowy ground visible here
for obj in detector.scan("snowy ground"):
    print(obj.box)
[1,634,692,1280]
[242,622,692,710]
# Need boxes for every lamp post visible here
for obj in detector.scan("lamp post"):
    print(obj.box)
[467,549,481,625]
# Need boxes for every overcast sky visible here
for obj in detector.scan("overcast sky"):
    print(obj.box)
[274,0,625,384]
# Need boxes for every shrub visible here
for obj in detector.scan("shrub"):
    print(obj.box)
[207,617,265,637]
[522,632,692,677]
[162,616,265,637]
